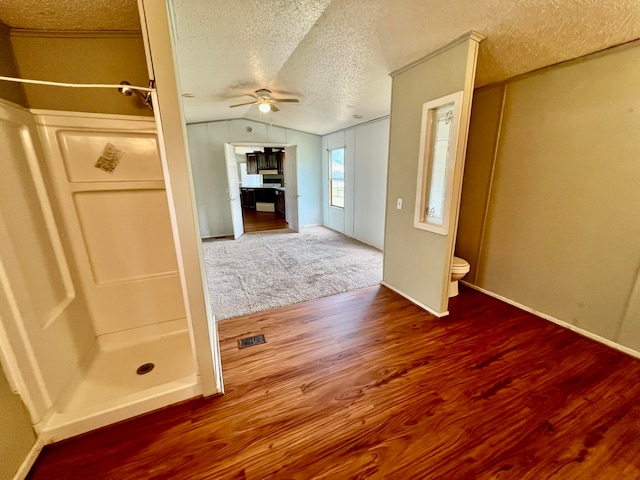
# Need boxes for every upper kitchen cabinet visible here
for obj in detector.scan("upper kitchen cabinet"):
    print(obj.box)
[246,153,258,174]
[277,151,284,174]
[248,148,284,174]
[257,152,269,170]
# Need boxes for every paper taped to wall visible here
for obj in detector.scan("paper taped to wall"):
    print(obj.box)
[94,143,123,174]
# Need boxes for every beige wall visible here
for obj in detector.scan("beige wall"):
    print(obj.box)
[383,37,479,314]
[456,84,505,283]
[0,362,35,480]
[457,41,640,351]
[0,22,27,106]
[10,31,152,116]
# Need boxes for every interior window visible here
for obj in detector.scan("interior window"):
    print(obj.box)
[330,148,345,208]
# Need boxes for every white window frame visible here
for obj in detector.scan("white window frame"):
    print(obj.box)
[414,91,464,235]
[329,147,345,209]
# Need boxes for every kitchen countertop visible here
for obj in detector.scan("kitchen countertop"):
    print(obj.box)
[240,184,285,191]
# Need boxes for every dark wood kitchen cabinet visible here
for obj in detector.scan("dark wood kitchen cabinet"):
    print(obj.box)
[266,152,279,170]
[245,153,258,174]
[240,188,256,209]
[258,152,280,171]
[277,151,284,174]
[247,149,284,173]
[275,189,285,215]
[269,151,285,174]
[257,152,269,170]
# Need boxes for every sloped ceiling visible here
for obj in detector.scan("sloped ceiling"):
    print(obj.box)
[1,0,640,135]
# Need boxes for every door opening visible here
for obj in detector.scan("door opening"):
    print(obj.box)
[226,143,299,235]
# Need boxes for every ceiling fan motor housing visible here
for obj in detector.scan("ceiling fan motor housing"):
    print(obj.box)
[228,88,298,110]
[256,89,272,100]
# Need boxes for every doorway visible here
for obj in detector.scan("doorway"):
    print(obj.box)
[224,142,299,239]
[236,146,288,233]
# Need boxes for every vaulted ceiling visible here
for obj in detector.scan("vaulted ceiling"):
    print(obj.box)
[1,0,640,135]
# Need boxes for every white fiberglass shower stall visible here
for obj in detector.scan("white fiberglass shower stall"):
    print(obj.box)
[0,1,220,444]
[0,100,213,442]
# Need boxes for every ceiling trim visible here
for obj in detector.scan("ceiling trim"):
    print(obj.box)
[10,29,142,38]
[390,30,485,77]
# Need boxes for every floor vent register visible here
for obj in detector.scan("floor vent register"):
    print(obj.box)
[238,334,266,349]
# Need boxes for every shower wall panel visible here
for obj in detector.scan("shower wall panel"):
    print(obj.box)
[35,112,187,336]
[0,99,95,419]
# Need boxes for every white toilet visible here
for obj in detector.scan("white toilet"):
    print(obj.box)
[449,256,470,297]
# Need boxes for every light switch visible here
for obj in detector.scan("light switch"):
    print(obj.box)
[396,198,403,210]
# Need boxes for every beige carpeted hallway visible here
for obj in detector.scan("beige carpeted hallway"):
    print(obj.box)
[202,226,383,320]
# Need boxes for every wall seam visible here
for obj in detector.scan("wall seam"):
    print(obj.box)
[351,128,357,238]
[614,262,640,342]
[474,83,507,286]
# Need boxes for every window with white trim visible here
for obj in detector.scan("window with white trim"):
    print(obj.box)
[329,148,345,208]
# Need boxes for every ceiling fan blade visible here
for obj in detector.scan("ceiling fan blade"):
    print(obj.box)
[229,101,258,108]
[270,104,280,112]
[273,98,300,103]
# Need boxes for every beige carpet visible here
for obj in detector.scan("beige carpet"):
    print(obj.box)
[202,226,383,321]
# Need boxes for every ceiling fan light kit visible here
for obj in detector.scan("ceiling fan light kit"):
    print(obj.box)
[229,88,300,113]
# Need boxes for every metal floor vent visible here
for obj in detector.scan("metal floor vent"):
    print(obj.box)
[238,334,266,349]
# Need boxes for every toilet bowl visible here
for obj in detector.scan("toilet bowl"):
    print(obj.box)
[449,256,470,297]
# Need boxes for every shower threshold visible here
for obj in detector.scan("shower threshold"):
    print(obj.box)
[35,320,200,443]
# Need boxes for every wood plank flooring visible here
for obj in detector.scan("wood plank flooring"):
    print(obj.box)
[28,286,640,479]
[242,209,288,233]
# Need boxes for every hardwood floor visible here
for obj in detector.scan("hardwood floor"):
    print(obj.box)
[242,209,288,233]
[28,286,640,479]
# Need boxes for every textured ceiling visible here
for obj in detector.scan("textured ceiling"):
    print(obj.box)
[2,0,640,135]
[0,0,140,31]
[173,0,640,134]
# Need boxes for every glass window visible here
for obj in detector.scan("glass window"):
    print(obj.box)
[330,148,345,208]
[414,91,463,235]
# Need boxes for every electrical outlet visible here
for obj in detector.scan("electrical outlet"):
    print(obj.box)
[396,198,403,210]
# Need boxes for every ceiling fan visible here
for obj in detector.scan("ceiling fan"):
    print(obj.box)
[229,89,300,113]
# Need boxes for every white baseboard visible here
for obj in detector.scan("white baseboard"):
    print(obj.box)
[201,233,233,240]
[13,437,44,480]
[320,224,383,251]
[461,281,640,360]
[381,281,448,318]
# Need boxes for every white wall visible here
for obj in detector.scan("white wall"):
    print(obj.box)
[287,129,323,228]
[187,122,232,237]
[322,130,345,232]
[187,119,323,237]
[322,118,389,250]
